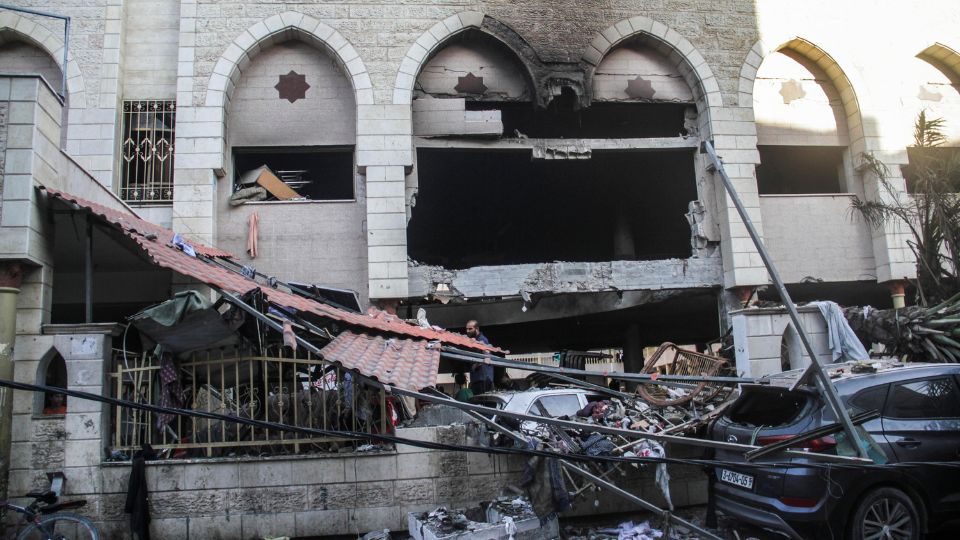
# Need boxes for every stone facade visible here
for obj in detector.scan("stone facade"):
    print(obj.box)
[4,329,708,538]
[4,0,954,303]
[731,306,832,377]
[3,2,960,535]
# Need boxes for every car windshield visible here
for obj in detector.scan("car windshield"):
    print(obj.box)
[528,394,582,417]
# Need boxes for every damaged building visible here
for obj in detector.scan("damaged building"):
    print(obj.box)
[1,0,960,537]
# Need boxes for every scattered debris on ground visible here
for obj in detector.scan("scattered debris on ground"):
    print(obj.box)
[408,497,555,540]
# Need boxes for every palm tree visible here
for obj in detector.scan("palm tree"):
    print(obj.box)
[852,112,960,305]
[843,112,960,361]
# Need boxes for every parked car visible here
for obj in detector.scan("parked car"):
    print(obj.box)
[709,362,960,540]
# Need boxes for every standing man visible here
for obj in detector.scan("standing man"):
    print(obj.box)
[465,320,494,394]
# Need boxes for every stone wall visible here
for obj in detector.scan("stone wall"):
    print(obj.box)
[731,305,831,377]
[760,194,876,284]
[5,0,956,299]
[6,367,708,538]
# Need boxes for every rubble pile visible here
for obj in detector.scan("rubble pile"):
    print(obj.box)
[408,497,555,540]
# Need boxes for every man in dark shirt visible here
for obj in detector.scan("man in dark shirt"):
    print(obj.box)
[466,319,494,394]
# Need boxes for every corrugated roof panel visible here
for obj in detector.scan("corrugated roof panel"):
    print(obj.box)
[319,331,440,391]
[41,186,499,354]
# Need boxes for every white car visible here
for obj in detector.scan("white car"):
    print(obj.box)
[470,388,605,437]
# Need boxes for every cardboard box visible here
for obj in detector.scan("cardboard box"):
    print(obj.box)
[238,165,300,200]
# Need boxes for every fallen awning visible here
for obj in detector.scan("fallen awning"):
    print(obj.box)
[320,331,440,392]
[40,186,500,353]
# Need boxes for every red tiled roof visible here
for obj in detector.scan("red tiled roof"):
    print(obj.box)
[320,331,440,391]
[41,186,499,353]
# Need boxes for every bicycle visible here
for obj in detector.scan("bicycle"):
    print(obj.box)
[1,490,100,540]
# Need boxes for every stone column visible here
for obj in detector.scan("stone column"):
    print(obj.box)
[0,262,23,503]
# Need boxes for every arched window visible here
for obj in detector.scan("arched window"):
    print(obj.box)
[780,324,803,372]
[39,352,68,415]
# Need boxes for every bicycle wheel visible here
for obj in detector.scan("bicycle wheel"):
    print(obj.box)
[16,513,100,540]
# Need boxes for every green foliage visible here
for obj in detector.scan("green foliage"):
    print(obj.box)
[851,112,960,305]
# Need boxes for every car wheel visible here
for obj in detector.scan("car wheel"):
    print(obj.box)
[848,487,920,540]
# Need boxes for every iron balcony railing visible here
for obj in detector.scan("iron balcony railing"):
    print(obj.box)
[109,348,388,458]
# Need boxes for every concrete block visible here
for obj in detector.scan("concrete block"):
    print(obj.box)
[4,148,33,175]
[10,77,38,101]
[180,462,241,490]
[63,439,102,467]
[101,466,130,494]
[62,466,101,495]
[238,459,292,487]
[279,11,304,28]
[295,509,349,537]
[65,412,101,439]
[459,12,484,28]
[241,512,296,539]
[188,515,242,539]
[149,489,226,518]
[0,199,32,227]
[367,182,405,199]
[348,506,400,532]
[344,455,398,482]
[297,458,345,484]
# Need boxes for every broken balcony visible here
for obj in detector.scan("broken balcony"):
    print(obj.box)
[408,149,699,268]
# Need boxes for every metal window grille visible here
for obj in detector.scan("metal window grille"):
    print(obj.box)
[110,347,389,458]
[120,100,176,203]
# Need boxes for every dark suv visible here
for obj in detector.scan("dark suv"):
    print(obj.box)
[710,362,960,540]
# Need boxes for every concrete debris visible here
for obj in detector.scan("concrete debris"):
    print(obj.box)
[409,498,555,540]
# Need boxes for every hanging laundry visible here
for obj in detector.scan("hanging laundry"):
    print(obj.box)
[247,211,260,258]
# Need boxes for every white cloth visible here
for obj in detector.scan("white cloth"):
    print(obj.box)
[813,301,869,362]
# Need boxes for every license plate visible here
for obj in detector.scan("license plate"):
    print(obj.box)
[720,469,754,490]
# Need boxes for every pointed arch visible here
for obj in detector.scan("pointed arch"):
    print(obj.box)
[581,16,722,137]
[738,38,870,151]
[205,11,372,110]
[917,42,960,85]
[0,10,86,107]
[34,347,67,415]
[391,12,538,106]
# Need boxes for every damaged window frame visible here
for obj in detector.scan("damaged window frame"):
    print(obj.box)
[407,32,714,271]
[230,145,357,204]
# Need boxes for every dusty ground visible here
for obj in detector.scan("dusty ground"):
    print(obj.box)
[559,505,784,540]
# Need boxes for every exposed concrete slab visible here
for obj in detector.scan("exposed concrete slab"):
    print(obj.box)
[408,256,722,299]
[414,136,698,151]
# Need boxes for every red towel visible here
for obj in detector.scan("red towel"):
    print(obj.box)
[246,212,259,258]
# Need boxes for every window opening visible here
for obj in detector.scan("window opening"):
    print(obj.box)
[42,353,68,415]
[756,145,844,194]
[886,378,960,419]
[848,385,888,414]
[531,394,582,417]
[901,146,960,194]
[120,100,176,203]
[409,149,697,268]
[232,147,354,202]
[467,102,690,139]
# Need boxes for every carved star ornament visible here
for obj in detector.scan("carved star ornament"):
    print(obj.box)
[275,71,310,103]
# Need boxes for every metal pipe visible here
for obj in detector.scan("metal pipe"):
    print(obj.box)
[214,288,867,463]
[561,463,723,540]
[84,218,93,323]
[702,141,869,459]
[423,389,723,540]
[0,4,71,99]
[440,348,760,386]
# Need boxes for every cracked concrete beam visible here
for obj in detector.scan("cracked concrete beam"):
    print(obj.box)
[408,257,723,299]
